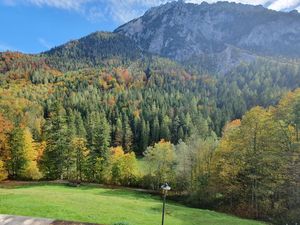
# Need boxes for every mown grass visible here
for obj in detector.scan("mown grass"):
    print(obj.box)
[0,184,265,225]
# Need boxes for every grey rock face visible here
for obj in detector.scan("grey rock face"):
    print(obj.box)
[115,1,300,68]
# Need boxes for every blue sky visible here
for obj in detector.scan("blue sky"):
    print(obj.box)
[0,0,299,54]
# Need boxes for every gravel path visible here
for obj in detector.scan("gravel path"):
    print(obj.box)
[0,214,54,225]
[0,215,103,225]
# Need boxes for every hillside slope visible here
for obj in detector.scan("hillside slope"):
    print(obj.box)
[43,32,145,71]
[0,184,265,225]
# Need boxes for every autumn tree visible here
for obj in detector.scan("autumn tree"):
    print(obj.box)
[0,160,8,181]
[7,126,26,179]
[22,128,42,180]
[0,113,13,179]
[71,137,89,182]
[214,107,287,218]
[144,140,176,189]
[107,146,138,185]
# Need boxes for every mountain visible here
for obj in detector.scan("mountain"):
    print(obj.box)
[43,32,144,71]
[115,1,300,72]
[40,2,300,73]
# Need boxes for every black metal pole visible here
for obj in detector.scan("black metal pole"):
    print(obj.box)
[161,192,166,225]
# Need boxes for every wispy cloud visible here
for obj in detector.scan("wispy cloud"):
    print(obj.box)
[106,0,300,23]
[104,0,167,23]
[38,38,52,49]
[1,0,299,24]
[3,0,91,11]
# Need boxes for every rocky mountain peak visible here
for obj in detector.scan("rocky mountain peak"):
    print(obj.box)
[115,1,300,66]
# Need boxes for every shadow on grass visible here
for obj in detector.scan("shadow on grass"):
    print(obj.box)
[0,181,158,199]
[93,188,157,200]
[0,181,60,189]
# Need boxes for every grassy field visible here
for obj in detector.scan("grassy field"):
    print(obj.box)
[0,184,265,225]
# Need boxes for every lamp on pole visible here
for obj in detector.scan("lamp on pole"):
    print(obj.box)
[161,183,171,225]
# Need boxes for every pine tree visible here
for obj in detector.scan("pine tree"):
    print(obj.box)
[160,115,171,141]
[86,112,111,181]
[71,137,89,182]
[178,126,185,142]
[98,113,111,159]
[41,103,68,180]
[151,116,160,144]
[113,118,123,147]
[75,111,86,138]
[122,114,133,152]
[66,109,76,179]
[139,119,149,154]
[8,126,26,179]
[171,116,180,143]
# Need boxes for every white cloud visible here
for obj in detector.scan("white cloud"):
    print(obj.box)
[269,0,300,11]
[1,0,299,23]
[107,0,300,23]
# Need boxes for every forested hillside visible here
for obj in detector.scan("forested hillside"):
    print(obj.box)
[0,49,300,223]
[44,32,144,71]
[1,1,300,225]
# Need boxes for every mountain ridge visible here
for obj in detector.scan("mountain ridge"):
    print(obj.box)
[42,31,146,71]
[115,1,300,72]
[6,1,299,74]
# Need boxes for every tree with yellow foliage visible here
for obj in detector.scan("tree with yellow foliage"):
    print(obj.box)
[144,140,176,189]
[108,146,138,186]
[22,128,42,180]
[0,113,13,180]
[0,160,8,181]
[213,107,287,218]
[71,137,89,182]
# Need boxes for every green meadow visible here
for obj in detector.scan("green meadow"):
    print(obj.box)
[0,184,265,225]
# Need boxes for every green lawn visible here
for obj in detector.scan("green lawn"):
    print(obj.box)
[0,184,265,225]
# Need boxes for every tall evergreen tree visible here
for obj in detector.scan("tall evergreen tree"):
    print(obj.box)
[122,114,133,152]
[8,126,26,179]
[75,111,87,138]
[41,103,68,180]
[160,115,171,141]
[151,116,160,144]
[113,118,123,147]
[66,109,76,179]
[139,119,149,154]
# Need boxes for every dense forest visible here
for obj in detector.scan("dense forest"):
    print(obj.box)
[0,49,300,224]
